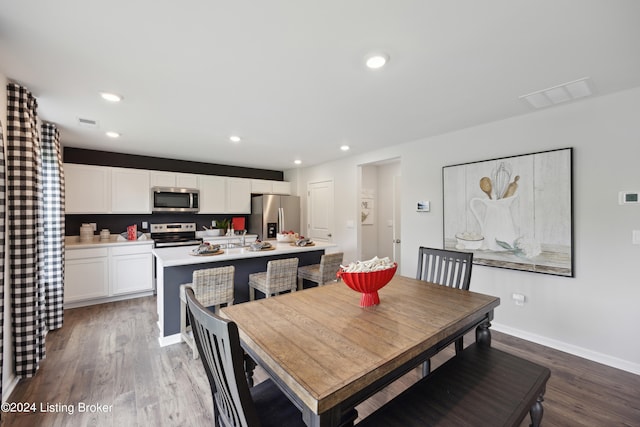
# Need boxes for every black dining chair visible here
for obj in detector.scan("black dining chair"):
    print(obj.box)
[416,246,473,375]
[185,287,357,427]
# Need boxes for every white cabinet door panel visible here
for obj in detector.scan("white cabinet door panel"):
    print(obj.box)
[65,254,109,303]
[111,167,150,213]
[64,163,110,213]
[199,175,227,213]
[111,252,153,295]
[227,178,251,213]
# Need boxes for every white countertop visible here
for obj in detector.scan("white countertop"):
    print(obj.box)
[153,241,337,267]
[66,234,153,249]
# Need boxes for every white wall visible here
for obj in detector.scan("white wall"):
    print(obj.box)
[290,87,640,374]
[1,73,17,399]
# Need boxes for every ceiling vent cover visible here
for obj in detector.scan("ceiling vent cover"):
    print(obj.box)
[519,77,593,109]
[77,117,99,128]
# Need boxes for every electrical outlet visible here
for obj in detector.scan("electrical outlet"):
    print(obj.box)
[142,221,149,230]
[512,293,526,306]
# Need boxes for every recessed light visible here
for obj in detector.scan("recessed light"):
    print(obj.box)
[100,92,122,103]
[106,131,120,138]
[294,159,302,165]
[340,145,350,151]
[229,135,241,143]
[365,53,389,69]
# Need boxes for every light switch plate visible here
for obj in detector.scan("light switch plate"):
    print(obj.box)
[633,230,640,245]
[619,191,639,204]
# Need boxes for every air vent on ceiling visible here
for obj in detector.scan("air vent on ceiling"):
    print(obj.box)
[519,77,593,109]
[77,117,99,128]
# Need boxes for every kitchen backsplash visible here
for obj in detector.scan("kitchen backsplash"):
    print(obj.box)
[65,214,248,237]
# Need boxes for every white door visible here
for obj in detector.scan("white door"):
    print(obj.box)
[307,180,334,242]
[392,175,402,269]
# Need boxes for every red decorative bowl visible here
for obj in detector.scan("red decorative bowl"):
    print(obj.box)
[337,263,398,307]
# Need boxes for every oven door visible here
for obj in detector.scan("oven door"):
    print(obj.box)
[151,187,199,212]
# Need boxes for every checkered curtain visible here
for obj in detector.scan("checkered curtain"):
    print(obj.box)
[6,83,46,377]
[0,123,6,400]
[40,123,65,330]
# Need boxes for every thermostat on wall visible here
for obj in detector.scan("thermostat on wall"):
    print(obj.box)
[619,191,639,205]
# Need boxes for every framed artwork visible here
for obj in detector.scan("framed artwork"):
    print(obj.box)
[443,147,573,277]
[361,197,374,225]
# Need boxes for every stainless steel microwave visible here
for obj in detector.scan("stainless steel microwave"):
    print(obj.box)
[151,187,200,213]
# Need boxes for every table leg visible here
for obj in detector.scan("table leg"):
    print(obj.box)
[475,319,492,347]
[244,353,257,387]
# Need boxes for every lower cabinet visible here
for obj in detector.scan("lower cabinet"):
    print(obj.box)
[65,248,110,303]
[65,243,154,306]
[110,245,154,295]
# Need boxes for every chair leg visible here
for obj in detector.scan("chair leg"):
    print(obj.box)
[249,286,255,301]
[297,277,303,291]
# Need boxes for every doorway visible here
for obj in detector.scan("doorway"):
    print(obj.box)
[357,159,401,268]
[307,180,334,242]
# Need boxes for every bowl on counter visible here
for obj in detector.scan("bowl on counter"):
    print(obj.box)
[276,233,296,242]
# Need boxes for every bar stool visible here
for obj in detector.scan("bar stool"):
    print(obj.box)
[297,252,344,290]
[248,258,299,300]
[180,265,235,359]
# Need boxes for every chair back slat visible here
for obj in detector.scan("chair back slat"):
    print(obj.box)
[186,288,260,427]
[416,247,473,290]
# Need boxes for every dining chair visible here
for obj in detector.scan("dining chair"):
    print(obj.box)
[297,252,344,290]
[180,265,235,359]
[416,247,473,375]
[185,287,308,427]
[249,258,299,300]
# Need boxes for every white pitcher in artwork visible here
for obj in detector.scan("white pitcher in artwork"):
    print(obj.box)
[469,196,518,251]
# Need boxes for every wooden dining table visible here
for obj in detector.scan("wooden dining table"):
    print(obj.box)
[220,274,501,427]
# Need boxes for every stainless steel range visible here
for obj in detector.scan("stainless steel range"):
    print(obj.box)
[150,223,202,248]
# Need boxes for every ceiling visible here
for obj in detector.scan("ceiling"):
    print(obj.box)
[1,1,639,171]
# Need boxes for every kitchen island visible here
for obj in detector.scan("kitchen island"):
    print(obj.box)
[153,241,337,346]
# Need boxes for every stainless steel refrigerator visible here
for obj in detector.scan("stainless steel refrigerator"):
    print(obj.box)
[249,195,301,240]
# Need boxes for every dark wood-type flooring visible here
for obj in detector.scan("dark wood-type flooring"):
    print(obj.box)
[1,296,639,426]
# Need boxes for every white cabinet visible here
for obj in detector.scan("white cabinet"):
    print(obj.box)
[272,181,292,195]
[227,178,251,213]
[111,167,151,213]
[64,163,111,213]
[199,175,227,213]
[151,171,198,189]
[110,245,153,295]
[199,176,251,214]
[250,179,272,194]
[64,247,109,303]
[250,179,292,195]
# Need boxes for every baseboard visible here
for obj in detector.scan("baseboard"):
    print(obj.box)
[2,372,20,402]
[492,322,640,376]
[158,333,182,347]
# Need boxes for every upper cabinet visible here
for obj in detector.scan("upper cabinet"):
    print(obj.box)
[199,175,227,213]
[199,176,251,214]
[65,163,150,214]
[150,171,198,189]
[227,178,251,213]
[65,163,111,214]
[65,163,263,215]
[111,167,151,213]
[250,179,291,195]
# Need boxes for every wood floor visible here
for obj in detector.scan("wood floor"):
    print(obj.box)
[2,296,639,426]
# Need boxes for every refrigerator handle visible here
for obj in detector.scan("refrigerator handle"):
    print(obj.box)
[278,207,284,233]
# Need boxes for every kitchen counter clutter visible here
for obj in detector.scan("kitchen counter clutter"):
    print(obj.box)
[65,233,152,248]
[153,240,332,267]
[154,240,337,346]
